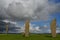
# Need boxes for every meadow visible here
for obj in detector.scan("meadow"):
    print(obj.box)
[0,34,60,40]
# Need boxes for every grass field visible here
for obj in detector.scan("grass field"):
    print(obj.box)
[0,34,60,40]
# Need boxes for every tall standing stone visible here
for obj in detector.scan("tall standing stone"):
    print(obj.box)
[25,20,30,37]
[6,24,8,34]
[50,18,56,37]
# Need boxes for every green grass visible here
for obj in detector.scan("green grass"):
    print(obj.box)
[0,34,60,40]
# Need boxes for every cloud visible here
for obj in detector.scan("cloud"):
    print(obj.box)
[19,23,41,33]
[43,25,48,28]
[56,30,60,33]
[0,0,60,33]
[18,23,60,33]
[15,23,41,33]
[1,20,60,33]
[0,0,59,21]
[2,19,17,24]
[0,0,13,19]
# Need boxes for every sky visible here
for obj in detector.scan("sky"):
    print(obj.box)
[0,0,60,33]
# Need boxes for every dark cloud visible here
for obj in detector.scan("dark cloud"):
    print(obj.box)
[0,20,20,33]
[0,0,60,21]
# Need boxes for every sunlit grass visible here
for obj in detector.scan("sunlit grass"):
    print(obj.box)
[0,34,60,40]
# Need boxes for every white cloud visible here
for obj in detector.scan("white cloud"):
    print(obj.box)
[15,24,25,33]
[47,29,51,33]
[0,0,60,21]
[16,23,41,33]
[1,20,60,33]
[2,0,59,21]
[15,23,60,33]
[44,25,48,28]
[2,19,17,24]
[35,26,40,31]
[56,30,60,33]
[46,28,60,33]
[30,23,41,33]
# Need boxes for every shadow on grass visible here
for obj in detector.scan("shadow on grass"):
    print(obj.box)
[45,35,52,38]
[45,35,59,38]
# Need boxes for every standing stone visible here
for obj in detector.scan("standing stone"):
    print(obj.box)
[50,18,56,37]
[25,20,30,37]
[6,24,8,34]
